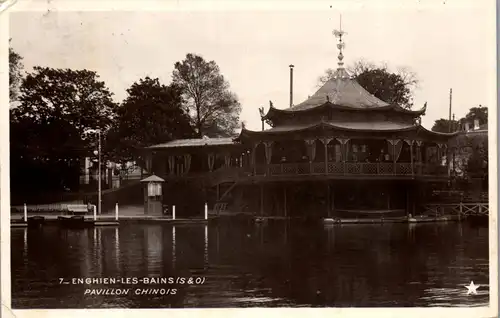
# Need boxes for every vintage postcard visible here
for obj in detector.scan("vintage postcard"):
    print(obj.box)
[1,0,497,317]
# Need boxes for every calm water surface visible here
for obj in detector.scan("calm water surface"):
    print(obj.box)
[11,220,489,308]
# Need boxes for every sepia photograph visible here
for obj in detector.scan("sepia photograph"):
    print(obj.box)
[2,0,497,316]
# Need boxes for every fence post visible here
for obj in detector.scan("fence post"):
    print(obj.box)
[172,205,176,220]
[459,203,462,221]
[479,204,482,214]
[204,203,208,220]
[24,203,27,222]
[93,205,97,221]
[115,203,119,221]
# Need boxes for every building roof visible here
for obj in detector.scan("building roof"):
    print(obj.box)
[239,120,459,140]
[292,68,390,110]
[140,175,165,182]
[251,120,417,134]
[263,68,426,120]
[147,137,236,149]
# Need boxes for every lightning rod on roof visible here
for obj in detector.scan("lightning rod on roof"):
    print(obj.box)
[333,14,347,68]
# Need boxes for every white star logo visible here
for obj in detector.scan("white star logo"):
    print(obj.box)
[465,281,480,295]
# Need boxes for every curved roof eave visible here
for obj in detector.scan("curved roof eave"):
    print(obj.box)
[239,121,417,138]
[262,102,426,119]
[417,125,460,138]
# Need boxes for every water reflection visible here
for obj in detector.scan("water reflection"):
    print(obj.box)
[115,227,120,271]
[172,226,176,269]
[204,226,208,269]
[11,222,489,308]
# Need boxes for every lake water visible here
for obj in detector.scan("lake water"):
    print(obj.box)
[11,220,489,308]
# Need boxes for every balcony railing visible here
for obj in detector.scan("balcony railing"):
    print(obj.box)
[252,162,446,177]
[163,162,449,184]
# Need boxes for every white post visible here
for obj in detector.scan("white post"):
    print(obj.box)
[24,203,27,222]
[93,205,97,221]
[205,202,208,220]
[115,203,119,221]
[172,205,176,220]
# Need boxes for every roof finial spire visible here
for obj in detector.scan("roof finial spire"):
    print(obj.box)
[333,14,347,69]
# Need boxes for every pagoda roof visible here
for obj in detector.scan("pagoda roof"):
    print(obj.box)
[263,68,426,120]
[238,120,459,140]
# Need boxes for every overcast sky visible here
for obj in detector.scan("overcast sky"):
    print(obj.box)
[9,0,496,131]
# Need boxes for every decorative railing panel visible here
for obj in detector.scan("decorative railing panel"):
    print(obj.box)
[395,163,412,175]
[328,162,344,174]
[312,162,325,174]
[282,163,298,175]
[166,162,450,184]
[378,163,394,175]
[346,163,362,174]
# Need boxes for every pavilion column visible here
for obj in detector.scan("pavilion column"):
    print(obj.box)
[184,154,192,174]
[326,182,330,217]
[224,153,230,168]
[387,192,391,209]
[251,143,259,175]
[437,143,443,164]
[168,156,175,175]
[322,137,333,174]
[264,141,274,175]
[406,187,410,217]
[260,184,264,216]
[145,153,153,174]
[283,186,287,217]
[336,138,349,174]
[387,139,403,173]
[415,140,423,174]
[207,153,215,172]
[332,187,335,216]
[305,139,315,173]
[404,139,414,175]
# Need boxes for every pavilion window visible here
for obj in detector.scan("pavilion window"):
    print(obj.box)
[147,182,162,197]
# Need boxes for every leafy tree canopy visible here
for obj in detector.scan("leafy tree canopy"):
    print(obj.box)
[431,119,460,133]
[432,105,488,133]
[10,67,117,193]
[172,53,241,137]
[318,60,418,110]
[9,42,23,102]
[105,77,195,165]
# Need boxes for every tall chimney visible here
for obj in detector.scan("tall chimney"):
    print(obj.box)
[448,88,452,132]
[289,64,294,107]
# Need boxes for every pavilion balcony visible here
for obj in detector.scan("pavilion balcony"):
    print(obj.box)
[154,162,449,186]
[250,162,447,178]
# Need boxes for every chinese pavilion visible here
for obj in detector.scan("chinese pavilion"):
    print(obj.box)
[145,25,458,220]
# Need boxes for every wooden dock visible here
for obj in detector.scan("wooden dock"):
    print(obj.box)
[10,214,211,228]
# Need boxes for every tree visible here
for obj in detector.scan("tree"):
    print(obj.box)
[105,77,195,165]
[431,119,460,133]
[318,60,418,109]
[172,53,241,137]
[10,67,117,196]
[9,42,23,102]
[432,105,488,133]
[464,105,488,126]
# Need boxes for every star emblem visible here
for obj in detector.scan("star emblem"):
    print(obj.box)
[465,281,480,295]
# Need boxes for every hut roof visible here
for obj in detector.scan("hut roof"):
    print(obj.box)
[147,137,236,149]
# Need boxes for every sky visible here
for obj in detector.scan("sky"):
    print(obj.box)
[8,0,496,131]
